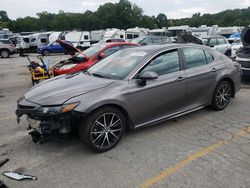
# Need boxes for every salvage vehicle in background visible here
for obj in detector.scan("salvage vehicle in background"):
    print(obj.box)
[235,28,250,77]
[53,40,138,75]
[16,44,241,152]
[131,35,172,45]
[37,41,73,56]
[0,39,17,58]
[202,35,232,56]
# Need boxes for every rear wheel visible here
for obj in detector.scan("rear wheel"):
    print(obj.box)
[0,50,10,58]
[79,107,125,152]
[212,81,232,111]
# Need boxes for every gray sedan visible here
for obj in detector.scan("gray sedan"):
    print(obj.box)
[16,44,241,152]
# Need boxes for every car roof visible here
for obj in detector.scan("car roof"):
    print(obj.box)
[131,43,207,52]
[103,42,139,47]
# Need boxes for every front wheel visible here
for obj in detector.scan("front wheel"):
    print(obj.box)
[79,107,125,152]
[212,81,232,111]
[43,50,50,56]
[0,50,10,58]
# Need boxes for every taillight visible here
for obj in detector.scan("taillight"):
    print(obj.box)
[9,44,15,48]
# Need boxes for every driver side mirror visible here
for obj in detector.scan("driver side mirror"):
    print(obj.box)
[98,53,106,60]
[137,71,158,86]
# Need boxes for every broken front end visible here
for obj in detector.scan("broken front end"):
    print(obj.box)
[16,97,82,144]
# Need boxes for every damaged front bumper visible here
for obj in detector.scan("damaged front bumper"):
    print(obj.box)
[16,97,84,144]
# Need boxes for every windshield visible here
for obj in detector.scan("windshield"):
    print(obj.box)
[82,44,104,57]
[87,49,147,80]
[131,37,144,44]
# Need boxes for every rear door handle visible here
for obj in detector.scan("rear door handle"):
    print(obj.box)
[211,68,217,72]
[175,76,185,82]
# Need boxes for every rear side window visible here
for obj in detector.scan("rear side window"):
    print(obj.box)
[209,38,217,47]
[205,51,214,64]
[183,48,207,69]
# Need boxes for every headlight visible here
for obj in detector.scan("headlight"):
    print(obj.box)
[60,64,76,70]
[38,102,80,115]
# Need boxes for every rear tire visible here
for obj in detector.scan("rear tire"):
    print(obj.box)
[212,81,232,111]
[79,107,125,152]
[0,50,10,58]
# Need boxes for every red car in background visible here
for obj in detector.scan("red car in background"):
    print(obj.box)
[53,40,139,75]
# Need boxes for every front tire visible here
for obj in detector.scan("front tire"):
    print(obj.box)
[212,81,232,111]
[79,107,125,152]
[43,50,50,56]
[1,50,10,58]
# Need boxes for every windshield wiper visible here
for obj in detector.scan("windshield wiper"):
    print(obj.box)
[84,70,92,76]
[92,73,111,79]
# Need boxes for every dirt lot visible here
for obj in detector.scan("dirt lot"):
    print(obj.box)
[1,54,250,188]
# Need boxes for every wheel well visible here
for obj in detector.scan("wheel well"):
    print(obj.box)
[0,48,10,53]
[220,77,235,97]
[90,104,131,129]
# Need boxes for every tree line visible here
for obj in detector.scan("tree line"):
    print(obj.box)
[0,0,249,33]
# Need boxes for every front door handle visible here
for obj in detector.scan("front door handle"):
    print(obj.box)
[175,76,185,82]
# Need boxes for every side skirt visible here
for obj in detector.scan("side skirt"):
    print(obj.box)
[134,105,206,129]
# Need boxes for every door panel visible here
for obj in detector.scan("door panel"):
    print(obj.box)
[126,71,188,126]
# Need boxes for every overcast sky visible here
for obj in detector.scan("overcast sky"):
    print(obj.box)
[1,0,250,20]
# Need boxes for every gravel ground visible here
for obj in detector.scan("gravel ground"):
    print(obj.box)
[0,54,250,188]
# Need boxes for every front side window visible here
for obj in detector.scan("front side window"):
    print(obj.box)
[141,49,180,76]
[183,48,207,69]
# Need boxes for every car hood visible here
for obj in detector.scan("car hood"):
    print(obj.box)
[241,28,250,48]
[56,40,88,58]
[24,73,115,106]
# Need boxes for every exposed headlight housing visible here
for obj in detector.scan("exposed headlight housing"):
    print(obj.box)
[38,102,80,115]
[59,64,76,70]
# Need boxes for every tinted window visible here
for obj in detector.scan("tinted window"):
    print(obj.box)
[217,38,226,45]
[183,48,207,69]
[41,38,47,43]
[205,51,214,64]
[209,38,217,47]
[84,35,89,40]
[102,46,120,56]
[142,50,180,76]
[127,34,133,39]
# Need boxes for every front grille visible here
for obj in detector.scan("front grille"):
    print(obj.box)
[18,104,36,109]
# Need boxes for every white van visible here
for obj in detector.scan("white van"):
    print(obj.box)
[29,32,51,52]
[64,31,90,50]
